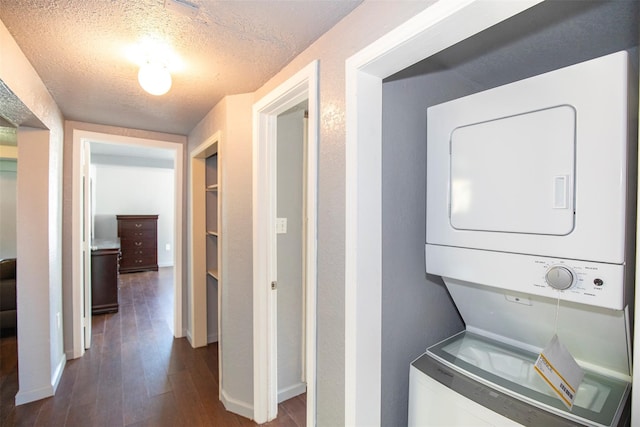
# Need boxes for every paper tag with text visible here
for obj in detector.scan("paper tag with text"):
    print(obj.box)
[534,334,584,409]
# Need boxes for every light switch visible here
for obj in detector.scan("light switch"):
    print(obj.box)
[276,218,287,234]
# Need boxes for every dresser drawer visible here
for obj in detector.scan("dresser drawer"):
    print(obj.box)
[120,237,157,249]
[118,220,157,233]
[120,255,157,269]
[119,229,156,240]
[120,246,154,257]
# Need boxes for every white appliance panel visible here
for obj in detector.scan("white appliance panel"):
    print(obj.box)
[443,277,631,379]
[450,106,575,235]
[409,333,631,426]
[409,364,520,427]
[427,50,632,264]
[425,245,626,310]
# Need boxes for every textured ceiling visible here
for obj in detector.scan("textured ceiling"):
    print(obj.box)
[0,0,362,135]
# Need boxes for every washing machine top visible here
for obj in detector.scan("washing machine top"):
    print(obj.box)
[427,331,630,427]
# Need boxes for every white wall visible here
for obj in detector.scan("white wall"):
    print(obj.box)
[251,2,434,423]
[276,106,306,402]
[0,18,66,405]
[188,93,255,416]
[0,159,17,260]
[187,2,437,423]
[92,162,175,267]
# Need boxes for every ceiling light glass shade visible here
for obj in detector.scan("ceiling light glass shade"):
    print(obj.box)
[138,62,172,95]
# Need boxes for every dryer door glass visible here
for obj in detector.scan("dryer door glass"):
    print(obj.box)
[450,105,575,235]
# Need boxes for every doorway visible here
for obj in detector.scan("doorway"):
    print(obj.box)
[71,130,184,358]
[276,101,308,405]
[253,61,318,425]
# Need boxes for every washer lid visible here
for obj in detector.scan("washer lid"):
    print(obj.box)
[443,277,632,380]
[427,331,630,427]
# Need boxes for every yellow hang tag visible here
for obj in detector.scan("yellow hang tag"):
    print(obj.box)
[534,334,584,409]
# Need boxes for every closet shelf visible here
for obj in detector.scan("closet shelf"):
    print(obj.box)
[207,269,219,280]
[206,184,219,191]
[207,230,219,237]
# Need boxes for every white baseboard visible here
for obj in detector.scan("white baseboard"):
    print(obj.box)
[220,388,254,420]
[15,352,67,405]
[278,382,307,403]
[186,329,194,347]
[207,332,218,344]
[158,262,173,268]
[15,384,54,406]
[51,353,66,393]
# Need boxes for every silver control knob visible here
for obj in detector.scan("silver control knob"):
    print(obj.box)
[545,266,574,290]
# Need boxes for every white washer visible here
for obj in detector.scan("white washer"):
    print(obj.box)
[409,332,630,427]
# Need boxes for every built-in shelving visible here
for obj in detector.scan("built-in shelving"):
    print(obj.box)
[206,152,219,289]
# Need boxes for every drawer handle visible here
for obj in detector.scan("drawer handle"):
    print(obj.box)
[135,242,142,246]
[135,223,142,228]
[135,232,143,236]
[136,260,143,263]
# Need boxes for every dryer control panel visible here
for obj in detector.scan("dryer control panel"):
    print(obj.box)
[533,259,623,307]
[426,244,626,310]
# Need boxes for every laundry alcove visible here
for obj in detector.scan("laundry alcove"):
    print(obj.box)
[379,1,639,425]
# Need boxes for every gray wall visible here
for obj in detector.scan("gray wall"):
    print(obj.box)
[381,67,473,427]
[380,1,638,424]
[0,159,16,260]
[276,105,306,401]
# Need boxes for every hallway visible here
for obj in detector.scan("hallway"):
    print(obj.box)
[0,268,305,426]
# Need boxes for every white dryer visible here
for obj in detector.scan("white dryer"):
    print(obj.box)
[410,50,636,427]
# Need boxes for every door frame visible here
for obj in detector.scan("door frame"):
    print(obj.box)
[343,1,543,425]
[71,130,184,358]
[253,60,319,425]
[81,140,92,349]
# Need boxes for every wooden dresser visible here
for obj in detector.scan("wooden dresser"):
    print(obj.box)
[117,215,158,273]
[91,239,120,314]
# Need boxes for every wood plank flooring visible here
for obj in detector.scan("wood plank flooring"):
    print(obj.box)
[0,268,305,426]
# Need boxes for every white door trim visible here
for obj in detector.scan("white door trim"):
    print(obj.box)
[343,1,543,425]
[81,140,92,349]
[253,60,319,425]
[71,130,185,358]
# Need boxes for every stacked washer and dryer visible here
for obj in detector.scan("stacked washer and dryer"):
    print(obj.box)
[409,51,637,426]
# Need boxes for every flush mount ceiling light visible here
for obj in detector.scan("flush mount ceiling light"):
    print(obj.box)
[138,61,172,96]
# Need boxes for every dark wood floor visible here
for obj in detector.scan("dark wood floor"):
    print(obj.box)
[0,268,305,426]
